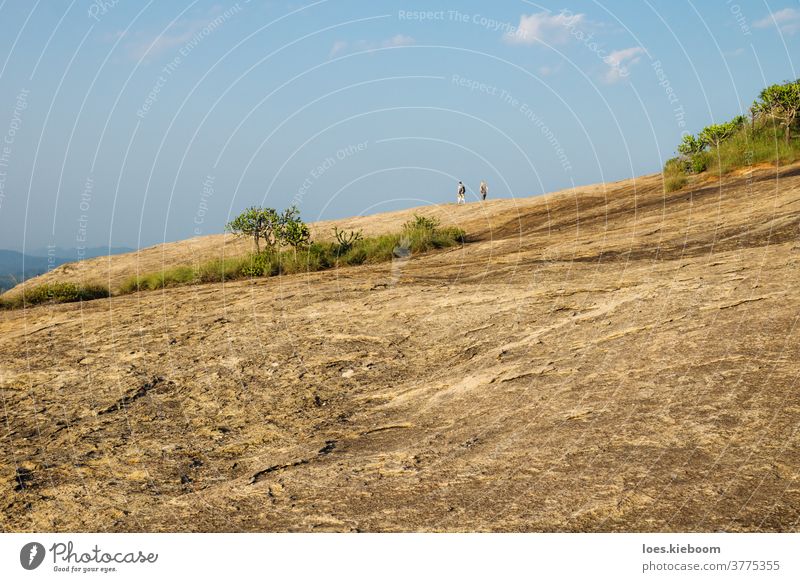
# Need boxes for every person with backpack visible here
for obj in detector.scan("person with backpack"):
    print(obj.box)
[457,181,466,204]
[480,180,488,201]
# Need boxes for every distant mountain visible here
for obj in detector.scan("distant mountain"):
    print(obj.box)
[0,250,70,292]
[25,246,136,261]
[0,246,135,292]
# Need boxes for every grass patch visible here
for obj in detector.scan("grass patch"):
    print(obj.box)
[3,217,466,307]
[117,218,466,296]
[664,123,800,190]
[663,158,689,192]
[0,282,110,309]
[119,265,197,293]
[711,125,800,173]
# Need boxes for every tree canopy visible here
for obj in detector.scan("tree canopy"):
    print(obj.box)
[225,206,281,252]
[752,79,800,142]
[226,205,311,254]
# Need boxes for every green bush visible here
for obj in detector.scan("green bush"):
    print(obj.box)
[2,215,466,307]
[119,266,196,293]
[307,242,335,270]
[663,159,688,192]
[343,246,368,265]
[752,79,800,144]
[403,214,440,232]
[225,206,281,253]
[667,81,800,177]
[664,157,687,173]
[240,252,275,277]
[196,257,247,283]
[677,134,706,157]
[116,216,466,296]
[438,226,467,245]
[712,123,800,173]
[1,282,110,309]
[664,173,688,193]
[699,117,745,149]
[333,227,363,255]
[691,151,711,173]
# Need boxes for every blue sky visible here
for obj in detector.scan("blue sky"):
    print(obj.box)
[0,0,798,251]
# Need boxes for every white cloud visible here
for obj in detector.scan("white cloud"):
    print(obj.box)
[538,62,564,77]
[382,34,415,48]
[328,34,415,58]
[504,11,587,46]
[129,26,199,60]
[329,40,348,58]
[754,8,800,33]
[603,46,644,83]
[126,5,243,60]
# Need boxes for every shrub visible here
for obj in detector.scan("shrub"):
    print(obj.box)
[403,214,440,232]
[343,246,368,265]
[663,159,688,192]
[240,252,275,277]
[677,134,706,156]
[752,79,800,143]
[307,242,335,270]
[1,282,110,309]
[664,173,688,192]
[668,81,800,176]
[690,151,711,173]
[350,234,398,264]
[226,206,281,253]
[119,266,196,292]
[116,215,465,296]
[196,257,248,283]
[713,123,800,173]
[282,216,311,254]
[437,226,467,246]
[333,227,363,254]
[665,157,690,174]
[699,117,745,149]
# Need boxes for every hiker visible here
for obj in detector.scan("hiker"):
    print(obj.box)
[480,180,488,201]
[457,181,466,205]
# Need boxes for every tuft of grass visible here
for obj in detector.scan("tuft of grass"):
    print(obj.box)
[0,282,110,309]
[663,158,689,192]
[116,219,466,296]
[711,124,800,174]
[664,122,800,189]
[197,257,249,283]
[690,151,711,174]
[664,173,688,193]
[119,266,196,293]
[2,218,467,307]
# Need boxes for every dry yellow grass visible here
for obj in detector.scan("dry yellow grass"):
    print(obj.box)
[0,176,640,297]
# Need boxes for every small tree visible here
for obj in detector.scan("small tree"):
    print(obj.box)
[278,205,300,235]
[752,80,800,143]
[699,116,744,149]
[333,227,363,254]
[677,133,706,156]
[278,205,311,255]
[283,220,311,255]
[226,206,280,253]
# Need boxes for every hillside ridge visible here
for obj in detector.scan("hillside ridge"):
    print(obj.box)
[2,171,662,298]
[1,162,799,532]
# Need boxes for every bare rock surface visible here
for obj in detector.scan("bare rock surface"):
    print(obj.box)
[2,165,800,531]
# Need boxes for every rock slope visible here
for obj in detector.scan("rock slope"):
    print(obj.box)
[1,165,799,531]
